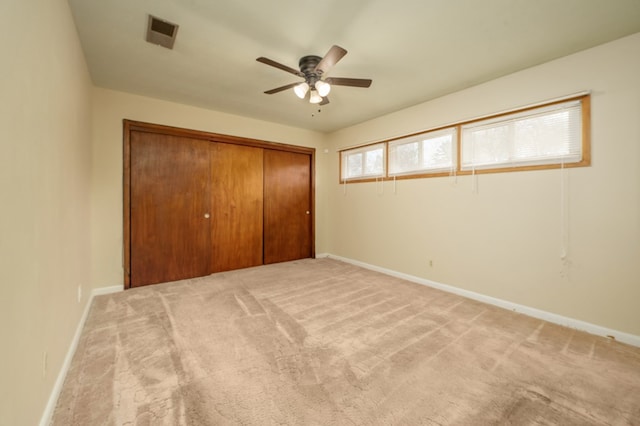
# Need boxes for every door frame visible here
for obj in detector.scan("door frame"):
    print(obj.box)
[123,119,316,288]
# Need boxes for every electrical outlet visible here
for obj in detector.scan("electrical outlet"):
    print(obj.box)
[77,285,82,303]
[43,351,48,377]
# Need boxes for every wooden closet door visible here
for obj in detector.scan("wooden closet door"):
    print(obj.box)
[130,132,211,287]
[211,143,264,272]
[263,149,312,264]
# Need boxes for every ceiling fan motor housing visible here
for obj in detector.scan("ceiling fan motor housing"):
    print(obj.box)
[299,55,323,85]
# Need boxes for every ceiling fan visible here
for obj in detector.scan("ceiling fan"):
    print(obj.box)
[256,45,372,106]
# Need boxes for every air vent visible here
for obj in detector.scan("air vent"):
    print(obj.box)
[146,15,179,49]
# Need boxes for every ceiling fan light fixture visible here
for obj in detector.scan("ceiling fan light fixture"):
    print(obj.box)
[315,80,331,97]
[309,91,323,104]
[293,82,309,99]
[257,45,372,105]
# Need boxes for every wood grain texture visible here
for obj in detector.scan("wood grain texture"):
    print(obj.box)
[264,150,312,264]
[211,143,264,272]
[124,119,315,154]
[130,132,211,286]
[124,120,316,286]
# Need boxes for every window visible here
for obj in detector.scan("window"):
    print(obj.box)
[341,143,385,180]
[338,95,589,182]
[388,128,456,176]
[461,99,584,171]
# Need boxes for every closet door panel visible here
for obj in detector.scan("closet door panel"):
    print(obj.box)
[130,132,211,286]
[263,150,312,264]
[211,143,264,272]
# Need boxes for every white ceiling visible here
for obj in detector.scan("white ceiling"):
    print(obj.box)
[68,0,640,133]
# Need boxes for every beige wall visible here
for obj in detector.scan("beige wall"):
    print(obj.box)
[2,2,637,421]
[325,33,640,336]
[90,88,328,288]
[0,0,93,424]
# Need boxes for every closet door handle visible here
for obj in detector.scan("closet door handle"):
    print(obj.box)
[204,213,210,219]
[305,211,310,215]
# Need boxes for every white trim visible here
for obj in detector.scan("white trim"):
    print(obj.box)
[39,285,123,426]
[92,285,124,296]
[327,254,640,348]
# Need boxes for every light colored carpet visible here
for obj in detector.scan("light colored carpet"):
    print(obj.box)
[52,258,640,425]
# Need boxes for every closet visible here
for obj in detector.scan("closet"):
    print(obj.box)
[124,120,314,288]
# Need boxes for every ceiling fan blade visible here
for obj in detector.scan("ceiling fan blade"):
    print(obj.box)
[314,45,347,75]
[325,77,372,88]
[256,57,304,77]
[319,97,330,106]
[264,82,300,94]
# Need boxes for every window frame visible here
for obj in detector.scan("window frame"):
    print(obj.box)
[459,97,590,174]
[388,127,458,177]
[338,94,590,183]
[339,142,386,182]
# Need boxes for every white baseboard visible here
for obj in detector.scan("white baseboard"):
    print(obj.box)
[327,254,640,348]
[92,285,124,296]
[39,284,123,426]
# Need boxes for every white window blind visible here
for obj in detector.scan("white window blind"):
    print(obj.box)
[388,128,456,176]
[341,143,385,180]
[461,99,583,170]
